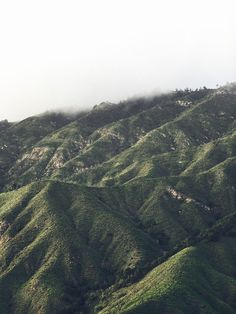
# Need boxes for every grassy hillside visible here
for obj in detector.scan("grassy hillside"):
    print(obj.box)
[99,238,236,314]
[0,85,236,313]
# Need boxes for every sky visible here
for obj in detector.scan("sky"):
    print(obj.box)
[0,0,236,121]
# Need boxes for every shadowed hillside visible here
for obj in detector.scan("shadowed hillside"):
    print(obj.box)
[0,84,236,313]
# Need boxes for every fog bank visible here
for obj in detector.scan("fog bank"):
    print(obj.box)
[0,0,235,121]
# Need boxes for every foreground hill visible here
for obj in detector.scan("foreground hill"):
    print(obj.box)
[100,238,236,314]
[0,84,236,313]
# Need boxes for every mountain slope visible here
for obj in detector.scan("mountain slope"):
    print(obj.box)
[0,85,236,313]
[99,238,236,314]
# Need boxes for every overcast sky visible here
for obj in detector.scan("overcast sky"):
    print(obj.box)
[0,0,236,121]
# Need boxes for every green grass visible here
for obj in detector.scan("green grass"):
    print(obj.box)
[99,238,236,313]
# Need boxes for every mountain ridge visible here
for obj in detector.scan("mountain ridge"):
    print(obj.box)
[0,84,236,313]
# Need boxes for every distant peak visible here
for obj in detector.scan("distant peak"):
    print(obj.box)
[92,101,113,111]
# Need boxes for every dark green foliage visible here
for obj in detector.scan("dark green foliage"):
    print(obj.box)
[0,84,236,313]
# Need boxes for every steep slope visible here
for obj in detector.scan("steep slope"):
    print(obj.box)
[0,181,159,313]
[2,89,211,191]
[0,85,236,313]
[53,92,236,186]
[0,112,82,191]
[0,155,236,313]
[99,238,236,314]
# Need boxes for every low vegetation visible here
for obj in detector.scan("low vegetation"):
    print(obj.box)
[0,84,236,313]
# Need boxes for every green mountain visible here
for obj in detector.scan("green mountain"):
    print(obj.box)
[0,84,236,313]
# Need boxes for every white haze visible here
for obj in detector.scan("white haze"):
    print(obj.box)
[0,0,235,121]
